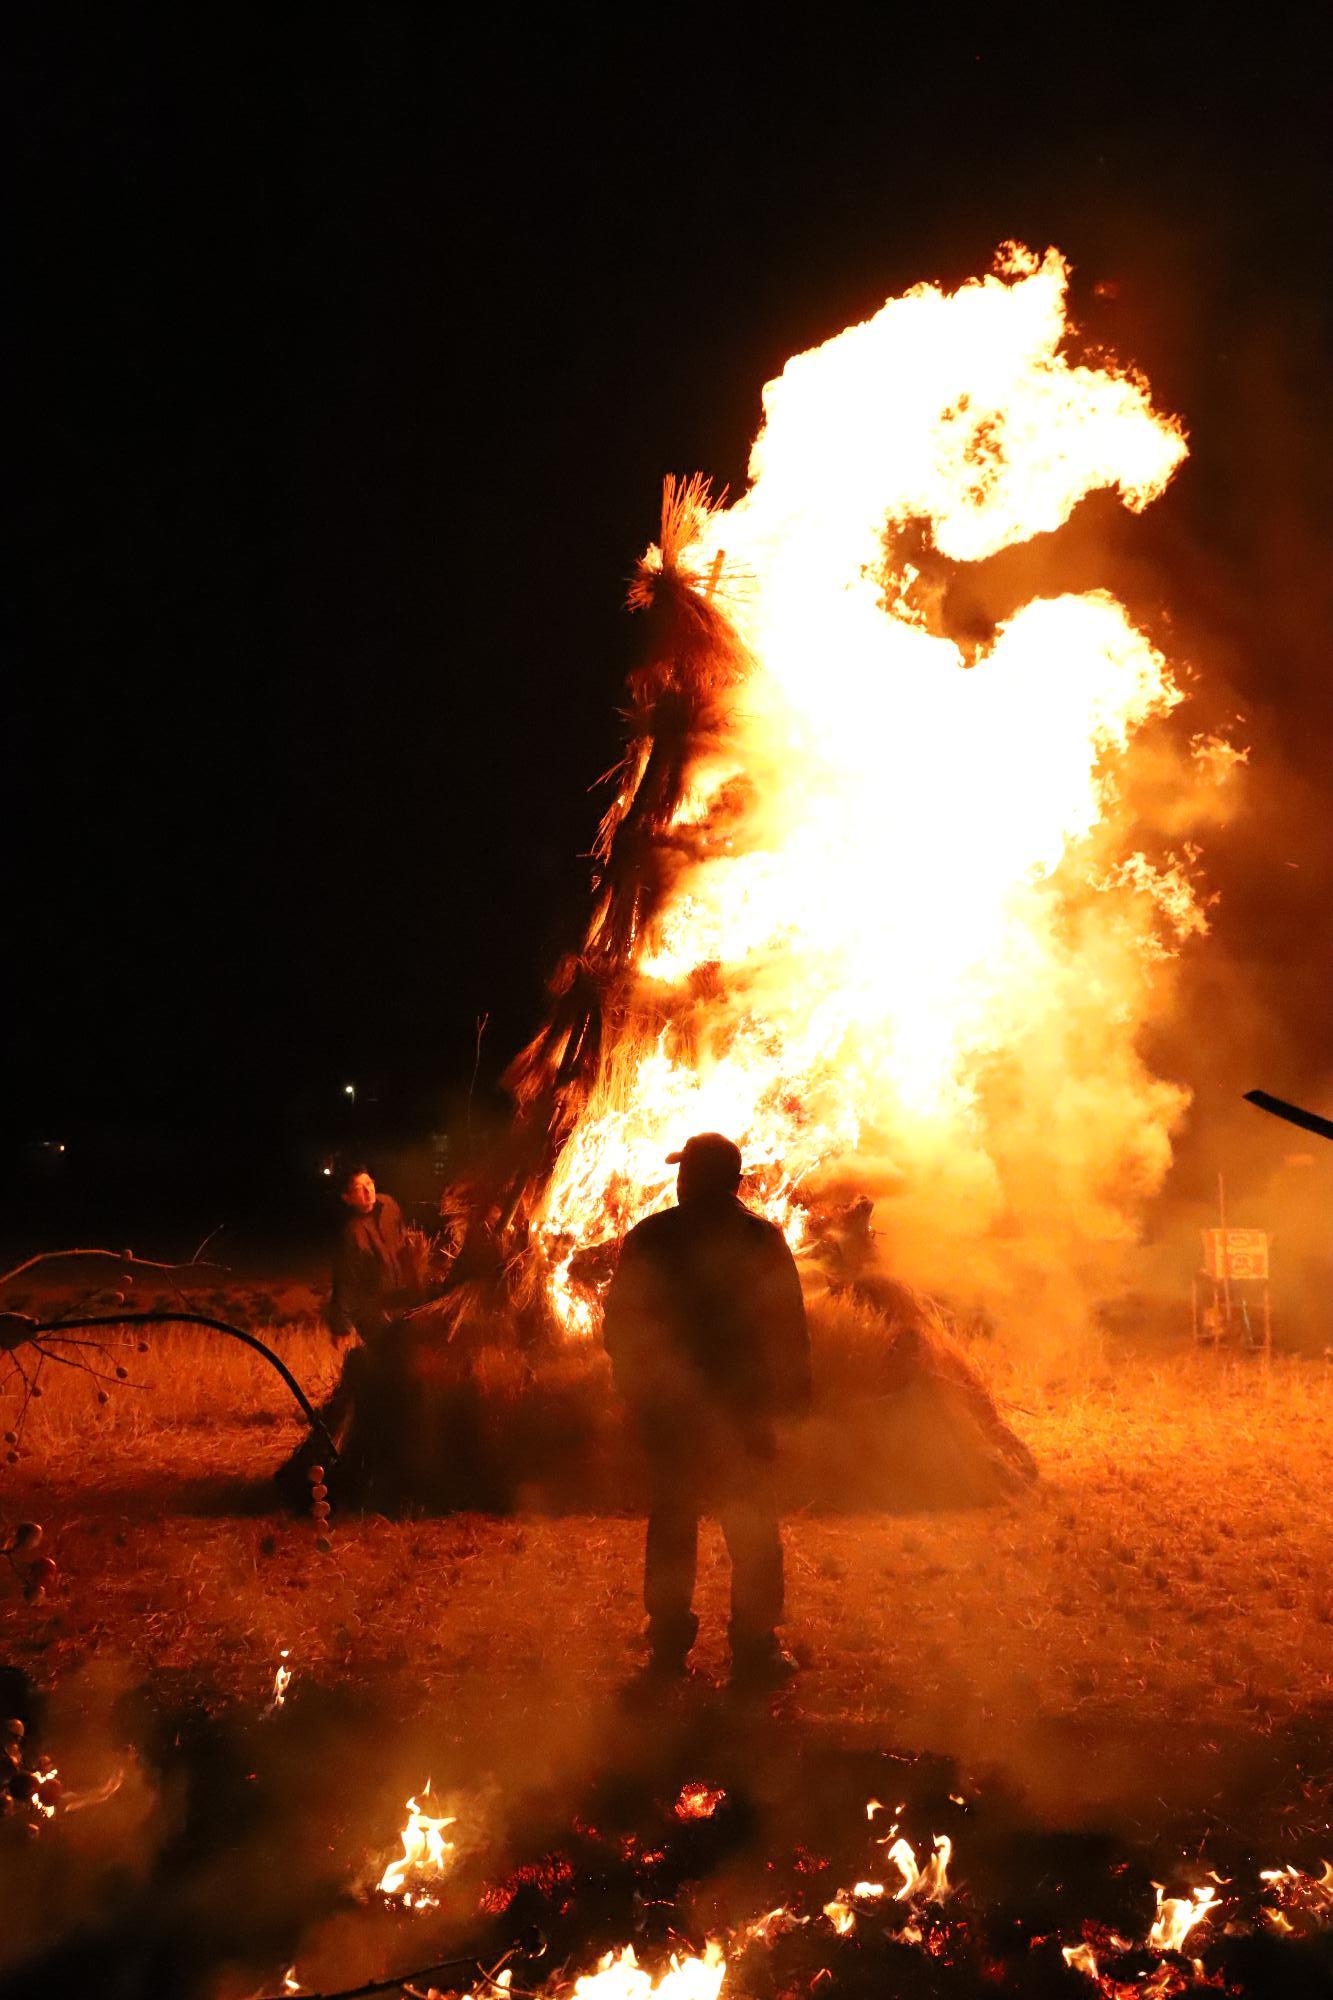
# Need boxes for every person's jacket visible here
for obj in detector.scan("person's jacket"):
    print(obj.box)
[329,1194,407,1340]
[602,1193,811,1424]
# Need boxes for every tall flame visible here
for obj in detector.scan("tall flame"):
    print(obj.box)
[534,245,1220,1341]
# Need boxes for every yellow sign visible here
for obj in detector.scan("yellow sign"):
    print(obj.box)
[1202,1227,1270,1281]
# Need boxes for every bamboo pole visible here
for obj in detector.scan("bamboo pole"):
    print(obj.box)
[1217,1171,1232,1342]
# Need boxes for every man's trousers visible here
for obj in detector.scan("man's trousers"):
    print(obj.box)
[640,1420,785,1662]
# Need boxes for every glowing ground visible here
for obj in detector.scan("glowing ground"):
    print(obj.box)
[3,1332,1331,1844]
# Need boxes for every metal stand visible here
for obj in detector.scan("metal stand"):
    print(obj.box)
[1193,1172,1271,1359]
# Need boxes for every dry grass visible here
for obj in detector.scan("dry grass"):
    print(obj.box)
[2,1317,1332,1834]
[2,1318,339,1445]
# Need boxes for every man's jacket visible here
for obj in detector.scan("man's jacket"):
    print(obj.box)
[602,1194,811,1426]
[329,1194,407,1340]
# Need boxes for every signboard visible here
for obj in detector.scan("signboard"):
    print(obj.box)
[1201,1227,1270,1282]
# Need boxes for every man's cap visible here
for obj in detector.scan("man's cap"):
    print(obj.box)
[666,1132,743,1178]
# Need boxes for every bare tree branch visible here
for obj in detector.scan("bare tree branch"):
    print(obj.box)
[0,1247,227,1291]
[190,1223,225,1264]
[22,1343,134,1388]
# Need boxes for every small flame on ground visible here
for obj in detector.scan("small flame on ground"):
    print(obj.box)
[738,1908,804,1947]
[1258,1860,1333,1936]
[570,1943,726,2000]
[887,1833,953,1904]
[377,1786,457,1909]
[1061,1941,1100,1979]
[1147,1883,1217,1953]
[268,1649,292,1714]
[824,1829,952,1933]
[281,1970,300,1995]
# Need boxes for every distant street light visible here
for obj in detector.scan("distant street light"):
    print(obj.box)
[343,1082,356,1100]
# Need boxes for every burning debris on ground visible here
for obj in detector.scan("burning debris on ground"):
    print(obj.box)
[5,1688,1330,1999]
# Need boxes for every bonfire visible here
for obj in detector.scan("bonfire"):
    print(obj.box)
[320,244,1240,1509]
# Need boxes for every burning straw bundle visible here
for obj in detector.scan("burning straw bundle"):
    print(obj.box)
[500,475,749,1230]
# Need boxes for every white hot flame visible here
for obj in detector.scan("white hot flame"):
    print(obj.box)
[377,1788,457,1909]
[570,1943,726,2000]
[887,1833,953,1904]
[1147,1883,1217,1953]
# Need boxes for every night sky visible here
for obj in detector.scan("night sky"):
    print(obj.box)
[10,13,1333,1229]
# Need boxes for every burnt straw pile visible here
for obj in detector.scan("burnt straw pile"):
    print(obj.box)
[303,1287,1035,1516]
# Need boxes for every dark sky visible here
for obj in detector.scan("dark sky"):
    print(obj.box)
[9,12,1333,1200]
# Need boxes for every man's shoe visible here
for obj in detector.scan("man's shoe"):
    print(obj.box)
[645,1649,691,1682]
[621,1651,692,1702]
[728,1641,799,1693]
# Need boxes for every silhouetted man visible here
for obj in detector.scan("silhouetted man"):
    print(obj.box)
[603,1131,811,1690]
[316,1163,414,1455]
[276,1163,414,1495]
[330,1165,407,1345]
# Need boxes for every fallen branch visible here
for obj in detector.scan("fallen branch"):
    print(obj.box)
[278,1943,525,2000]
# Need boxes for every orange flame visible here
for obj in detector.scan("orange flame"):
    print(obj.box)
[268,1649,292,1714]
[1061,1940,1100,1979]
[823,1832,952,1933]
[674,1780,727,1820]
[1147,1882,1216,1953]
[1259,1860,1333,1936]
[533,245,1222,1341]
[377,1786,456,1909]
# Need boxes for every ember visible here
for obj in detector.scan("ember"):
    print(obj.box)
[674,1782,726,1821]
[479,1854,577,1916]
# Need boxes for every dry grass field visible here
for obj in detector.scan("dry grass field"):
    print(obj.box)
[3,1310,1332,1851]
